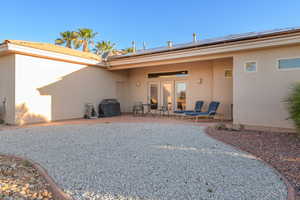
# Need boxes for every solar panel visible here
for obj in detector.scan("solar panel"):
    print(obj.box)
[111,27,300,59]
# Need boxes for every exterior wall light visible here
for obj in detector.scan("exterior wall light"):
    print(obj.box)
[197,78,203,84]
[136,81,141,87]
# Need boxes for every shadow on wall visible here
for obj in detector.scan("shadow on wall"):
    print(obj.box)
[37,66,126,121]
[16,103,48,125]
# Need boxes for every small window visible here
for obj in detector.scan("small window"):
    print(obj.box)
[245,62,257,72]
[148,71,188,78]
[224,69,232,78]
[278,58,300,70]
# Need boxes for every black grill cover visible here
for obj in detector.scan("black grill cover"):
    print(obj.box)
[98,99,121,117]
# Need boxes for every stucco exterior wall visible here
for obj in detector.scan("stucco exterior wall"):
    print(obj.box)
[0,55,15,124]
[127,58,233,118]
[212,59,233,119]
[233,45,300,128]
[14,54,128,124]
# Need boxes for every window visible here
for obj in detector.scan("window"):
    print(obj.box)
[278,58,300,70]
[224,69,232,78]
[148,71,188,78]
[245,62,257,72]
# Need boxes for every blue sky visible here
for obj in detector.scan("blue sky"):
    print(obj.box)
[1,0,300,49]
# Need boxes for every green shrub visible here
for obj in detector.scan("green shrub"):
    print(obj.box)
[286,82,300,133]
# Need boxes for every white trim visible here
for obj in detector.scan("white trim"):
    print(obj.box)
[276,56,300,71]
[244,61,257,73]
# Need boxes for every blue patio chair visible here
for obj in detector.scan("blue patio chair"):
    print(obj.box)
[174,101,204,114]
[185,101,220,121]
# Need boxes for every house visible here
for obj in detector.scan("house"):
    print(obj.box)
[1,27,300,129]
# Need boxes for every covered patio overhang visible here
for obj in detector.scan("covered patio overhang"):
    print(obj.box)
[106,30,300,125]
[112,56,234,121]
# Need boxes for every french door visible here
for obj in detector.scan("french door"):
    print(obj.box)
[161,81,174,110]
[175,81,187,111]
[148,82,159,110]
[148,81,187,111]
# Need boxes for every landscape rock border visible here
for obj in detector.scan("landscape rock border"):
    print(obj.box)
[1,154,74,200]
[205,127,296,200]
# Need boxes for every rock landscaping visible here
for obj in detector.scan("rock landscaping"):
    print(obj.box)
[0,123,288,200]
[206,126,300,200]
[0,155,53,200]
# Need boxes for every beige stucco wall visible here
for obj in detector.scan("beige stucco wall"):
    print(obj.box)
[212,59,233,119]
[14,54,128,124]
[233,45,300,128]
[0,55,15,124]
[127,58,233,119]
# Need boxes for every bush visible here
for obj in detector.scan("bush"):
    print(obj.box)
[286,82,300,133]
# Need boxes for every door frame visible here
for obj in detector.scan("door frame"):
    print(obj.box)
[174,80,187,111]
[160,80,174,110]
[147,79,188,111]
[147,81,160,110]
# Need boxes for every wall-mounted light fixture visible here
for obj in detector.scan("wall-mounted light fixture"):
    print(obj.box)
[197,78,203,84]
[136,81,141,87]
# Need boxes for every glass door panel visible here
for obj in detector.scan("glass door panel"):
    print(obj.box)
[175,82,187,111]
[148,82,159,109]
[161,81,173,110]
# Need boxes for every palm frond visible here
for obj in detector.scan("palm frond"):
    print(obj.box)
[55,38,65,45]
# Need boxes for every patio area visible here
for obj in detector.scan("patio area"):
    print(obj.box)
[0,119,288,200]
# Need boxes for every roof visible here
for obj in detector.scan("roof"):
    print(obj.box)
[110,27,300,60]
[3,40,101,61]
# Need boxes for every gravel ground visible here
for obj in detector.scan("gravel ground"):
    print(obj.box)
[0,123,288,200]
[206,127,300,200]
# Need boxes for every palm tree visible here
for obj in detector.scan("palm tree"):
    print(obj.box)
[122,47,134,54]
[93,41,116,55]
[55,31,79,48]
[75,28,98,52]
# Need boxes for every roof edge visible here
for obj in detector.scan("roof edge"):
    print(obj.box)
[3,42,106,67]
[3,40,101,62]
[109,27,300,60]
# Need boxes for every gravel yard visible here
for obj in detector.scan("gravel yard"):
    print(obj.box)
[0,123,288,200]
[206,127,300,200]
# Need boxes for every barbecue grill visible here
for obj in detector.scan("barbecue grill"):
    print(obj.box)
[98,99,121,117]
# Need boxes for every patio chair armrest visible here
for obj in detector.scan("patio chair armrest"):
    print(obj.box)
[208,111,216,115]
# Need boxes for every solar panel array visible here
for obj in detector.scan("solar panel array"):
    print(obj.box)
[111,27,300,59]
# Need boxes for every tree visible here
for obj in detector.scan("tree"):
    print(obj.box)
[122,47,134,54]
[93,41,115,55]
[55,31,79,48]
[75,28,98,52]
